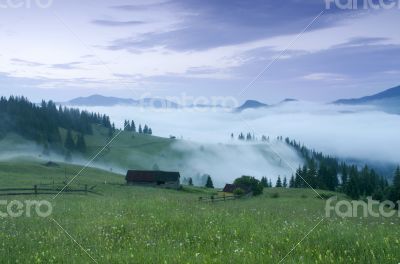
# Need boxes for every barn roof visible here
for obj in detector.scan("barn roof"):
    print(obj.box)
[126,170,180,182]
[223,184,237,193]
[223,184,252,193]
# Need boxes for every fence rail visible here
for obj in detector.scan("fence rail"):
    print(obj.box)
[0,185,99,196]
[198,194,242,203]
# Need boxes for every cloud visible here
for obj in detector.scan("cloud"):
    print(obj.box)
[303,73,346,81]
[50,61,83,70]
[92,20,145,27]
[1,1,400,102]
[333,37,390,49]
[11,58,45,67]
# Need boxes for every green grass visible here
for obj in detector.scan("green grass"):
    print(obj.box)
[1,161,400,263]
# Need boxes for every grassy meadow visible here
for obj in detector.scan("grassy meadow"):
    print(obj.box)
[0,161,399,263]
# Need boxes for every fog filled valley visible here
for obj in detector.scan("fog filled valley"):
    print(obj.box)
[1,99,399,187]
[77,101,400,170]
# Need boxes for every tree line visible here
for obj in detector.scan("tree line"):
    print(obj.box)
[284,137,399,202]
[123,120,152,135]
[0,96,114,152]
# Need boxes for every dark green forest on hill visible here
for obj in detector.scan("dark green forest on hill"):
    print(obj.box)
[284,137,400,205]
[0,96,113,144]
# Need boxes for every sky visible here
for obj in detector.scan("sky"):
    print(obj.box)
[0,0,399,103]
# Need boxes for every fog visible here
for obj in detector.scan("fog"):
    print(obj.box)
[3,101,397,187]
[0,137,127,176]
[79,101,400,166]
[166,140,302,187]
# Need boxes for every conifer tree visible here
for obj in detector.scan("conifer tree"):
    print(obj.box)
[289,175,295,188]
[283,177,288,188]
[138,125,143,134]
[188,177,193,186]
[131,120,136,132]
[64,130,75,151]
[276,176,282,188]
[261,177,268,188]
[205,175,214,188]
[76,134,87,153]
[393,166,400,189]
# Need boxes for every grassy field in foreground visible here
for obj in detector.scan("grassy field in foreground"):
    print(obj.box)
[0,161,400,263]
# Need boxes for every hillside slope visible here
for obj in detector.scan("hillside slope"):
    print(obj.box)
[0,124,302,187]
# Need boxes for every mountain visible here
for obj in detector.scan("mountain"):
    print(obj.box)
[68,95,137,106]
[65,95,179,108]
[333,85,400,114]
[334,85,400,104]
[280,98,298,104]
[235,100,268,112]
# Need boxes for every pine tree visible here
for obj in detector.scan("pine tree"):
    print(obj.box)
[268,180,272,188]
[261,177,268,188]
[108,127,114,138]
[283,177,288,188]
[143,125,149,134]
[389,166,400,204]
[188,177,193,186]
[393,166,400,189]
[64,130,75,151]
[289,175,295,188]
[205,175,214,188]
[276,176,282,188]
[138,125,143,134]
[131,121,136,132]
[347,166,360,199]
[148,128,152,135]
[76,134,87,153]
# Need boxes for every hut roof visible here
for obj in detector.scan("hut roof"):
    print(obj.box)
[222,184,252,193]
[126,170,180,183]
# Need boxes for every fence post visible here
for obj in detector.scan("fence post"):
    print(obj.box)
[223,193,226,201]
[211,195,214,203]
[34,185,37,195]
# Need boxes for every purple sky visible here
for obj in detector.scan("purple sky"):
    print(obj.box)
[0,0,399,103]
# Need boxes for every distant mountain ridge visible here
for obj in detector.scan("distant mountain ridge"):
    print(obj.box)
[65,94,179,108]
[235,98,299,112]
[68,95,136,106]
[333,85,400,114]
[235,100,268,111]
[334,85,400,104]
[67,95,300,111]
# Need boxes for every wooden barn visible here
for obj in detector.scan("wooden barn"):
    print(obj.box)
[125,170,181,189]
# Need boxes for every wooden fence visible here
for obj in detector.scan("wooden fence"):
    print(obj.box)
[198,194,242,203]
[0,185,99,196]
